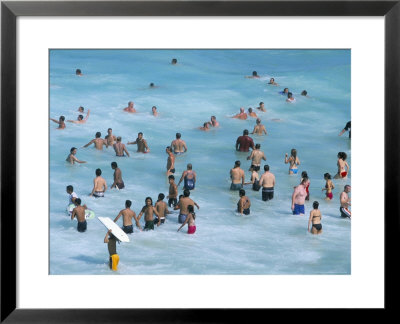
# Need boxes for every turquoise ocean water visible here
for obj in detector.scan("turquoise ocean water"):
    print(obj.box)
[49,49,351,275]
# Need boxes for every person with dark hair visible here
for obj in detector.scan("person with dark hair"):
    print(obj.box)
[232,107,248,120]
[199,122,211,131]
[286,92,295,102]
[338,121,351,139]
[67,109,90,124]
[279,88,289,95]
[259,165,275,201]
[104,229,120,271]
[50,115,66,129]
[152,106,158,117]
[210,116,219,127]
[245,71,260,79]
[137,197,160,231]
[244,165,261,191]
[114,200,138,234]
[174,189,199,224]
[301,171,310,201]
[83,132,106,150]
[334,152,350,179]
[66,185,78,205]
[322,173,335,200]
[171,58,178,65]
[237,189,251,215]
[71,198,87,232]
[66,147,86,164]
[256,102,266,112]
[171,133,187,155]
[110,162,124,190]
[166,146,175,176]
[105,128,117,147]
[177,205,196,234]
[177,163,197,191]
[230,160,245,190]
[268,78,278,86]
[154,193,171,226]
[90,168,107,198]
[149,83,157,88]
[247,143,266,172]
[301,90,308,97]
[78,106,85,113]
[247,107,258,118]
[113,136,130,157]
[308,201,322,234]
[285,148,300,175]
[128,132,150,153]
[291,178,308,215]
[340,185,351,218]
[167,175,178,207]
[251,118,267,136]
[236,129,254,152]
[123,101,136,113]
[75,69,83,76]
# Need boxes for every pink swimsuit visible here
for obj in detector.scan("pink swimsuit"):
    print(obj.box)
[188,225,196,234]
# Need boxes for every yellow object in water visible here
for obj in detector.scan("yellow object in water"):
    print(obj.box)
[110,254,119,271]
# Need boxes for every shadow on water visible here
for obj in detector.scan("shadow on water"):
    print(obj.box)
[71,255,106,265]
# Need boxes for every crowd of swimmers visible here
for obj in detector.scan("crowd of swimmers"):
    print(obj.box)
[55,63,351,271]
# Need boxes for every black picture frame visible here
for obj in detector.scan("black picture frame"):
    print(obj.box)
[1,1,398,322]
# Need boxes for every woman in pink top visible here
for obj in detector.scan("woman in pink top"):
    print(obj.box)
[177,205,196,234]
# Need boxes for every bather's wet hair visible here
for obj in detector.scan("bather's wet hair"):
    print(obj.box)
[145,197,153,205]
[60,116,65,121]
[95,132,101,138]
[264,165,270,171]
[235,160,241,167]
[66,185,73,193]
[183,189,190,197]
[158,193,165,200]
[255,144,261,149]
[243,129,249,135]
[126,200,132,208]
[111,162,117,168]
[239,189,246,197]
[324,173,331,180]
[301,90,308,96]
[338,152,347,160]
[252,71,258,76]
[75,198,81,205]
[176,133,181,139]
[168,175,175,180]
[95,168,102,176]
[313,201,319,209]
[70,147,77,153]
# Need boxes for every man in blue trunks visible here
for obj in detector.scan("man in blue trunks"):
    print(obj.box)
[291,178,308,215]
[177,163,197,190]
[230,160,245,190]
[174,189,199,223]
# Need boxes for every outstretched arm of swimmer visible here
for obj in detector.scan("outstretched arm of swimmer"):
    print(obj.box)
[284,154,290,164]
[338,129,346,136]
[72,155,86,164]
[127,140,137,145]
[50,118,61,124]
[83,109,90,122]
[83,139,94,148]
[113,211,123,223]
[194,202,200,210]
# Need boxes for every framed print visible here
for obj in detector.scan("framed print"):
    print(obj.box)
[1,0,399,322]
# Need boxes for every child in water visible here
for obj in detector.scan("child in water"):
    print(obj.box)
[322,173,335,200]
[177,205,196,234]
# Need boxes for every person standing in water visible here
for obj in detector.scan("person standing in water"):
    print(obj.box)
[340,185,351,218]
[171,133,187,155]
[123,101,136,113]
[110,162,124,190]
[166,146,176,176]
[247,108,258,118]
[50,115,66,129]
[251,118,267,136]
[285,148,300,174]
[259,165,275,201]
[244,165,261,191]
[322,173,335,200]
[338,121,351,139]
[232,107,248,120]
[113,200,138,234]
[291,178,308,215]
[90,168,107,198]
[247,143,266,172]
[66,147,86,164]
[237,189,251,215]
[177,163,197,191]
[334,152,350,179]
[209,116,219,127]
[301,171,310,201]
[236,129,254,152]
[308,201,322,234]
[152,106,158,116]
[66,185,79,205]
[174,189,199,224]
[104,229,120,271]
[177,205,196,234]
[128,132,150,153]
[167,175,178,207]
[71,198,87,232]
[154,193,171,226]
[230,160,245,191]
[113,137,130,157]
[83,132,106,150]
[137,197,160,231]
[105,128,117,147]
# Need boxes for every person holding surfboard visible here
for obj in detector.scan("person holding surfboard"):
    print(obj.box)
[110,162,124,190]
[113,200,138,234]
[71,198,87,232]
[127,132,150,153]
[104,229,119,271]
[137,197,160,231]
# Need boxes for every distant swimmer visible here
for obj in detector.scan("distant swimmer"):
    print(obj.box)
[210,115,219,127]
[149,83,159,88]
[308,201,322,234]
[339,185,351,218]
[177,205,196,234]
[322,173,335,200]
[90,168,107,198]
[339,121,351,139]
[301,171,310,201]
[247,143,266,171]
[113,137,130,157]
[268,78,279,86]
[66,185,79,205]
[123,101,137,113]
[166,146,176,176]
[113,200,138,234]
[291,177,308,215]
[137,197,160,231]
[244,165,261,191]
[259,165,275,201]
[167,175,178,207]
[199,122,210,131]
[78,106,85,113]
[285,149,300,174]
[247,108,258,118]
[171,58,178,65]
[256,102,266,112]
[251,118,267,135]
[334,152,350,179]
[177,163,197,191]
[152,106,158,117]
[66,147,86,164]
[71,198,87,232]
[50,115,66,129]
[105,128,117,147]
[232,107,248,120]
[76,69,83,76]
[286,92,295,102]
[301,90,309,97]
[230,160,245,191]
[174,189,199,224]
[67,109,90,124]
[154,193,171,226]
[171,133,187,155]
[104,229,120,271]
[245,71,260,79]
[110,162,124,190]
[236,129,254,152]
[128,132,150,153]
[279,88,289,95]
[83,132,106,150]
[237,189,251,215]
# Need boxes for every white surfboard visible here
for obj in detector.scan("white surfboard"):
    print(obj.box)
[98,217,130,243]
[66,204,95,220]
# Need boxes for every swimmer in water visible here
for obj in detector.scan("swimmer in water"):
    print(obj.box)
[149,83,159,88]
[285,149,300,175]
[90,168,107,198]
[171,133,187,155]
[291,177,308,215]
[209,115,220,127]
[230,160,245,191]
[177,205,196,234]
[105,128,117,147]
[268,78,279,86]
[152,106,158,117]
[247,108,258,118]
[50,115,66,129]
[301,171,310,201]
[177,163,197,191]
[66,147,86,164]
[236,129,254,152]
[237,189,251,215]
[174,189,199,224]
[322,173,335,200]
[167,175,178,207]
[334,152,350,179]
[340,185,351,218]
[232,107,248,120]
[259,165,276,201]
[76,69,83,76]
[128,132,150,153]
[247,143,266,171]
[113,137,130,157]
[308,201,322,234]
[83,131,106,150]
[171,58,178,65]
[199,122,210,131]
[244,165,261,191]
[245,71,260,79]
[66,185,79,205]
[256,102,266,112]
[113,200,138,234]
[286,92,295,102]
[137,197,160,231]
[154,193,171,226]
[110,162,124,190]
[78,106,84,113]
[166,146,176,176]
[67,109,90,124]
[301,90,309,97]
[71,198,87,232]
[123,101,136,113]
[251,118,267,135]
